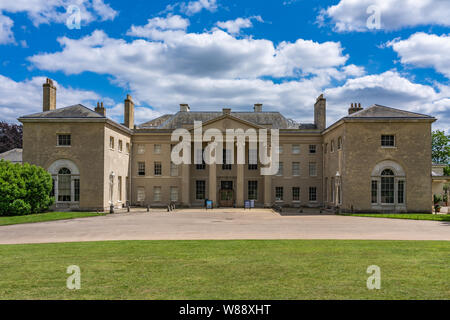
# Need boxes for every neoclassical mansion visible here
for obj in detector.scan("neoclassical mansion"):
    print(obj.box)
[18,79,435,212]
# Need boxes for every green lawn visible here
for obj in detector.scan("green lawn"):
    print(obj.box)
[0,211,105,226]
[341,213,450,221]
[0,240,448,299]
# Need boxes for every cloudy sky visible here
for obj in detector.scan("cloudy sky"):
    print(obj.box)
[0,0,449,131]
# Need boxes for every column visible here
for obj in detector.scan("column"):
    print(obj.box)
[236,164,244,207]
[181,164,190,206]
[209,163,217,207]
[264,174,272,207]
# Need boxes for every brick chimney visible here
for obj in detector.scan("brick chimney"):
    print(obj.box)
[180,104,190,112]
[254,103,262,112]
[43,78,56,111]
[95,102,106,116]
[314,94,326,131]
[348,102,363,115]
[124,95,134,129]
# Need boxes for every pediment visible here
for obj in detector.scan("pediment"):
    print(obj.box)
[188,114,263,132]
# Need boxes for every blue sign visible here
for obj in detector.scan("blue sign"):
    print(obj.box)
[250,200,255,208]
[244,200,250,209]
[206,200,213,209]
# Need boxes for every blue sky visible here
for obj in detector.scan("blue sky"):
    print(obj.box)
[0,0,449,131]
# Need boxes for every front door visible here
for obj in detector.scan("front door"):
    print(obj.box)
[219,181,234,207]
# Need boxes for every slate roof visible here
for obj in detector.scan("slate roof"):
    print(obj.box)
[0,148,22,163]
[138,111,303,129]
[344,104,434,119]
[20,104,105,119]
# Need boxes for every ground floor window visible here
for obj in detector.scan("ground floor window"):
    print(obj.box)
[292,187,300,201]
[153,186,161,202]
[170,187,179,202]
[275,187,283,201]
[371,180,377,204]
[58,168,72,202]
[398,180,405,204]
[74,179,80,202]
[381,169,395,204]
[196,180,206,200]
[309,187,317,202]
[248,181,257,200]
[137,187,145,202]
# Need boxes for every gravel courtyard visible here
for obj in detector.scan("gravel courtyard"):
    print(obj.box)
[0,208,449,244]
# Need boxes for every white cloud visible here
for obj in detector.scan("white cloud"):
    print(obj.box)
[0,0,117,28]
[92,0,118,21]
[215,16,263,35]
[324,70,450,131]
[320,0,450,32]
[0,14,14,44]
[127,15,189,40]
[24,17,448,131]
[0,75,104,123]
[388,32,450,79]
[181,0,217,16]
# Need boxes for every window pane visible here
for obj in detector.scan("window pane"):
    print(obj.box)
[154,144,161,154]
[137,144,145,154]
[292,162,300,176]
[222,149,231,170]
[58,134,71,146]
[154,162,162,175]
[74,179,80,202]
[309,145,316,153]
[248,181,258,200]
[276,162,283,176]
[381,177,394,203]
[170,162,178,176]
[153,187,161,201]
[58,173,71,202]
[381,135,395,147]
[275,187,283,201]
[371,180,377,204]
[309,187,317,201]
[309,162,317,176]
[138,162,145,176]
[137,187,145,202]
[398,180,405,204]
[292,187,300,201]
[292,144,300,154]
[196,180,205,200]
[170,187,179,201]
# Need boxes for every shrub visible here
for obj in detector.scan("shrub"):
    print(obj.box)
[0,160,54,216]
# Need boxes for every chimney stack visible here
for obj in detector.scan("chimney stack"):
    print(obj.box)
[180,104,190,112]
[254,103,262,112]
[314,94,326,131]
[124,95,134,129]
[222,108,231,115]
[95,102,106,116]
[348,102,363,115]
[43,78,56,111]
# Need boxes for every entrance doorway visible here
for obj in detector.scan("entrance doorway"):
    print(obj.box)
[219,181,234,207]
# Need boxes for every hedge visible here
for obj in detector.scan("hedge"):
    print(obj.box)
[0,160,54,216]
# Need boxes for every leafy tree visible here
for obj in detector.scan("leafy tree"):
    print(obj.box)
[0,160,54,216]
[432,130,450,165]
[0,122,22,154]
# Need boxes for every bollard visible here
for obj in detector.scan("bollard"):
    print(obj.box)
[109,204,114,214]
[127,205,130,212]
[147,205,149,212]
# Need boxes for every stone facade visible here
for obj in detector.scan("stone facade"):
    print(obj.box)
[18,79,436,212]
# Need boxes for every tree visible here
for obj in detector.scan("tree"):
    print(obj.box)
[432,130,450,165]
[0,122,23,154]
[0,160,54,216]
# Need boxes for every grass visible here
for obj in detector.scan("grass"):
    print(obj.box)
[0,240,448,299]
[341,213,450,221]
[0,211,105,226]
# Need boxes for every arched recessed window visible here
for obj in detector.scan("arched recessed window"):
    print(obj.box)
[371,161,406,207]
[48,160,80,205]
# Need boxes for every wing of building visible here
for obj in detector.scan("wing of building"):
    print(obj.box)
[18,79,436,213]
